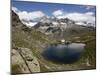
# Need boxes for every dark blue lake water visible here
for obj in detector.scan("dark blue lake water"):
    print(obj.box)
[42,43,85,64]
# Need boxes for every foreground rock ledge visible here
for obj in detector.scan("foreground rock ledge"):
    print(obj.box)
[11,47,40,74]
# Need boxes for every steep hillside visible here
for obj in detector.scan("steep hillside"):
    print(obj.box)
[12,10,56,73]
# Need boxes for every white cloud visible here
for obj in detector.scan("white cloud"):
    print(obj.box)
[85,12,94,15]
[67,12,95,21]
[55,11,95,26]
[18,11,45,21]
[52,10,63,16]
[12,6,46,26]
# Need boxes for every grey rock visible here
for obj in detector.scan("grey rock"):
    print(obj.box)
[11,47,40,74]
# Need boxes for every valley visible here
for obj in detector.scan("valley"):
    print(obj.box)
[11,10,96,74]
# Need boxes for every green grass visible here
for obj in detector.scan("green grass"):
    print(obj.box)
[64,31,96,68]
[12,27,96,72]
[12,28,57,72]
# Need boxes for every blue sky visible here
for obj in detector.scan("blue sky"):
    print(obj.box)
[12,0,96,16]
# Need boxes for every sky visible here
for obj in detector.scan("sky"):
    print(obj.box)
[12,0,96,26]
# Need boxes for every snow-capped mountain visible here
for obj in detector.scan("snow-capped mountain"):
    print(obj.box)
[16,12,95,36]
[32,16,76,35]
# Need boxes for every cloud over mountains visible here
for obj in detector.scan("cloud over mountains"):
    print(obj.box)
[52,10,63,16]
[52,10,95,25]
[12,6,95,27]
[12,6,45,21]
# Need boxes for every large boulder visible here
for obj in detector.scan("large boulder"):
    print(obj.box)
[11,47,40,74]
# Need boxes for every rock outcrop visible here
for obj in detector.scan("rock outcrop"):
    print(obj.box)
[11,47,40,74]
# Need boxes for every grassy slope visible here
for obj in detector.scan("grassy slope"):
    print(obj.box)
[12,28,96,72]
[12,29,57,72]
[64,31,96,69]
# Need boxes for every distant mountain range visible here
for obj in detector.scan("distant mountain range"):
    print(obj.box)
[12,10,95,38]
[20,12,95,27]
[31,15,95,37]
